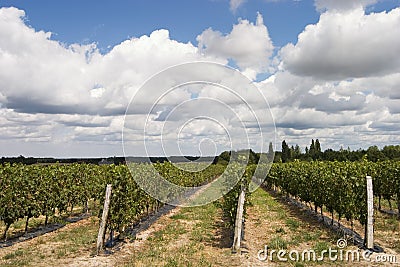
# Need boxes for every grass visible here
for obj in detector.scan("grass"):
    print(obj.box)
[170,213,187,220]
[247,188,354,266]
[268,236,288,250]
[286,218,301,231]
[0,200,100,241]
[312,241,330,254]
[2,248,31,266]
[373,209,400,253]
[3,248,25,260]
[126,202,238,267]
[0,217,99,267]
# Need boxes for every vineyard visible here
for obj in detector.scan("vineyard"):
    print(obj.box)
[0,162,224,240]
[265,160,400,226]
[0,160,399,266]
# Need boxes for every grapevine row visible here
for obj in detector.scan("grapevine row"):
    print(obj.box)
[218,163,255,227]
[0,162,224,239]
[263,160,400,226]
[0,163,105,239]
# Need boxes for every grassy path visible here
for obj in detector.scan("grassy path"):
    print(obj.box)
[0,217,99,267]
[242,189,399,266]
[125,200,239,266]
[241,189,347,266]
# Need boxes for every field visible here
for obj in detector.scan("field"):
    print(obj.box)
[0,161,399,266]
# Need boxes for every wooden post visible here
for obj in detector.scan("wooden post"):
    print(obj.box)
[96,184,112,255]
[232,185,246,253]
[365,176,374,250]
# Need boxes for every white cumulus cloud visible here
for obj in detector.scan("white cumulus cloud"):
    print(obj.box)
[280,7,400,80]
[197,13,274,80]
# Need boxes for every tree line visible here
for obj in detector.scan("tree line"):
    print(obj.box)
[275,140,400,163]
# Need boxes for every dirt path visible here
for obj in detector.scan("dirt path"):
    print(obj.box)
[62,184,216,267]
[0,217,99,267]
[61,205,184,267]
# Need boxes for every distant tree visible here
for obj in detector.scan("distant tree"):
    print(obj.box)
[322,148,336,161]
[315,139,321,153]
[382,145,400,160]
[268,142,274,155]
[314,139,322,160]
[214,151,231,165]
[247,149,259,164]
[281,140,291,163]
[290,145,295,160]
[214,149,259,165]
[273,152,282,163]
[309,139,316,160]
[302,146,313,161]
[347,148,366,161]
[267,141,275,162]
[293,144,301,159]
[366,146,386,162]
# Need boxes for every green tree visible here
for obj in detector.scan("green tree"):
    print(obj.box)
[293,144,301,159]
[315,139,322,159]
[366,146,386,162]
[268,142,274,156]
[281,140,291,163]
[315,139,321,153]
[309,139,316,158]
[382,145,400,160]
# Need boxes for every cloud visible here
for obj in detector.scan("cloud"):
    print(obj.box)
[253,62,400,150]
[197,13,274,80]
[298,92,366,113]
[229,0,246,12]
[370,121,400,132]
[0,7,279,156]
[280,7,400,80]
[314,0,378,12]
[57,114,111,128]
[1,5,400,156]
[0,7,224,116]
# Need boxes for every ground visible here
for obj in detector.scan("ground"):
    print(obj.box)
[0,188,399,266]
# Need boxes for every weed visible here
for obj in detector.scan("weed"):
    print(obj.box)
[3,248,25,260]
[313,241,330,254]
[268,236,288,250]
[170,214,187,220]
[286,218,301,231]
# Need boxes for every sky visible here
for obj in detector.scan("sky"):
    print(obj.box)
[0,0,399,157]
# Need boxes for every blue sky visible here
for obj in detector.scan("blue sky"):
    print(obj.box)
[0,0,400,157]
[0,0,320,50]
[1,0,397,51]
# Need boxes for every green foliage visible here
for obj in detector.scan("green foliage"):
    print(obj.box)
[268,236,288,250]
[265,160,400,226]
[0,162,224,239]
[218,163,255,227]
[214,149,259,165]
[0,163,105,238]
[99,162,224,232]
[281,140,291,163]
